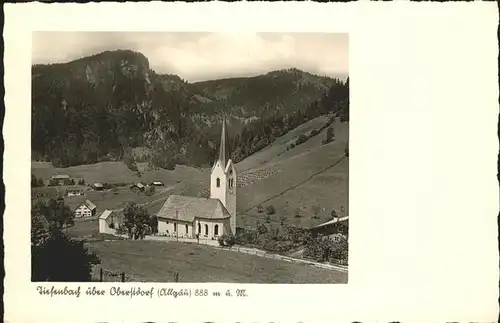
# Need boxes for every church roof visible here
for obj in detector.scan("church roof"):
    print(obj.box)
[156,195,231,222]
[217,116,231,169]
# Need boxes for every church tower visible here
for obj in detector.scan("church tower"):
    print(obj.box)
[210,116,237,234]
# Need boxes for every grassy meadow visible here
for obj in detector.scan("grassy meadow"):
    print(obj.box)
[235,117,349,229]
[86,240,347,283]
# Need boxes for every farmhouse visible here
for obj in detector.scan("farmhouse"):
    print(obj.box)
[66,186,85,197]
[99,210,124,234]
[156,117,237,239]
[51,174,72,186]
[310,216,349,237]
[92,183,104,191]
[130,183,146,192]
[74,199,97,218]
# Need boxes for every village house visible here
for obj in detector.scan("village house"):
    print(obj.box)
[65,186,85,197]
[156,117,237,239]
[92,182,104,191]
[310,216,349,237]
[130,183,146,193]
[50,174,72,186]
[74,199,97,218]
[151,181,164,187]
[99,210,124,234]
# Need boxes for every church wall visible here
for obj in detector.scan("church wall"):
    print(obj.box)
[194,218,231,239]
[158,218,194,238]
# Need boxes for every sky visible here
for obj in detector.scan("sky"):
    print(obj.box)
[32,32,348,82]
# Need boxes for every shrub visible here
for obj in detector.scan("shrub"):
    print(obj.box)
[294,208,302,218]
[290,143,296,149]
[257,204,264,213]
[235,228,259,245]
[322,126,335,145]
[266,205,276,215]
[311,204,321,217]
[295,134,308,146]
[221,233,236,246]
[115,224,127,235]
[257,223,268,235]
[279,215,287,226]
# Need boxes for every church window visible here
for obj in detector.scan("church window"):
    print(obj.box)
[185,224,189,234]
[214,224,219,236]
[198,223,201,234]
[205,224,209,236]
[216,178,220,187]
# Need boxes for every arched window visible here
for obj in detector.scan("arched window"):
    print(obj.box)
[214,224,219,236]
[205,224,209,236]
[198,223,201,234]
[185,224,189,234]
[216,178,220,187]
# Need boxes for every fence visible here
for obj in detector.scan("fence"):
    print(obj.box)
[145,234,220,246]
[91,265,181,282]
[91,266,127,282]
[212,245,348,272]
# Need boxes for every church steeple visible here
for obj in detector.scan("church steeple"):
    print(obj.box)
[218,115,231,169]
[210,113,237,235]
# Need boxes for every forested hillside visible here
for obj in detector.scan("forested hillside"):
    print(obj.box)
[32,49,349,169]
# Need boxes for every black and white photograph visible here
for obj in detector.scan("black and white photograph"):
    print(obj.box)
[30,32,350,283]
[4,2,498,322]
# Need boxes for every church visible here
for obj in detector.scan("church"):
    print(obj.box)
[156,118,237,240]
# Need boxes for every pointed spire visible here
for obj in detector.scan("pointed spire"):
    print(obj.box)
[218,114,231,169]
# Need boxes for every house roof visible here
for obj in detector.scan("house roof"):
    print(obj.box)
[136,183,145,188]
[65,185,86,192]
[156,195,231,222]
[83,199,97,210]
[313,216,349,229]
[52,175,70,179]
[92,183,103,187]
[99,210,113,220]
[152,181,163,185]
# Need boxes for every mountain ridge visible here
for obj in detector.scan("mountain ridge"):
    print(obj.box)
[31,49,349,169]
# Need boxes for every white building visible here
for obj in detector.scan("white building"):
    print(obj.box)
[99,210,124,234]
[156,117,237,239]
[74,199,97,218]
[66,186,85,197]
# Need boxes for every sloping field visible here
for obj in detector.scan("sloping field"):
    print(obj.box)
[235,115,332,172]
[86,240,347,283]
[236,118,348,229]
[240,158,348,229]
